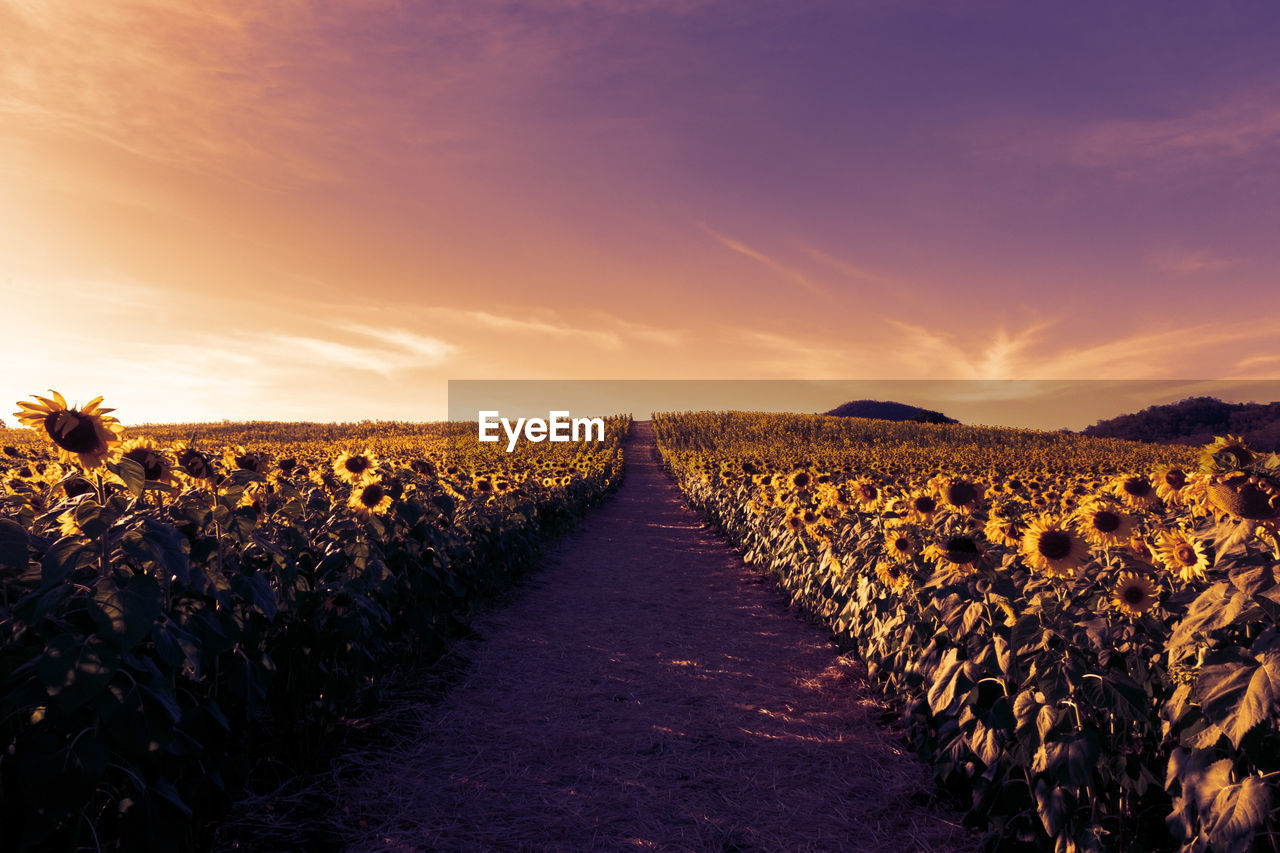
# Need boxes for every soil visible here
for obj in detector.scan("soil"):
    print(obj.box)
[334,422,973,852]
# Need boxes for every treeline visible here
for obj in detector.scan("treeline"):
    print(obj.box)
[824,399,959,424]
[1083,396,1280,451]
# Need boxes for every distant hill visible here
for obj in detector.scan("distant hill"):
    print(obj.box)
[1082,396,1280,451]
[824,399,958,424]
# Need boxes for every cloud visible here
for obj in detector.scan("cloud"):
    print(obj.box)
[882,320,1051,380]
[1147,248,1239,275]
[701,225,826,295]
[1068,94,1280,171]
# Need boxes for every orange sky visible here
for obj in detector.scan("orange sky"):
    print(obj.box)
[3,1,1280,426]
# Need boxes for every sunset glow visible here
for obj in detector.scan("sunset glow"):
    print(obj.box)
[4,1,1279,423]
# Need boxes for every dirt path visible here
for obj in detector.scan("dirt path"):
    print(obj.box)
[340,423,970,853]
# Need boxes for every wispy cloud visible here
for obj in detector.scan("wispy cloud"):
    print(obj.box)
[1147,247,1239,275]
[701,225,826,295]
[1069,93,1280,171]
[883,320,1052,380]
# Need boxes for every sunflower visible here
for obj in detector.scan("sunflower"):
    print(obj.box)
[13,392,123,469]
[349,479,393,518]
[937,476,982,513]
[1021,514,1091,578]
[333,449,379,484]
[924,532,984,573]
[883,525,920,562]
[1154,529,1211,584]
[170,441,216,485]
[1110,474,1160,511]
[1199,435,1254,473]
[905,491,941,524]
[1074,499,1135,548]
[1111,573,1158,617]
[848,479,882,511]
[119,436,174,485]
[224,445,269,475]
[1153,465,1189,504]
[1205,472,1280,521]
[983,512,1024,549]
[788,470,813,491]
[875,559,914,593]
[785,510,806,533]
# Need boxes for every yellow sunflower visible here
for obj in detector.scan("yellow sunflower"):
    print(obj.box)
[924,532,985,573]
[1074,498,1135,549]
[1110,474,1161,511]
[1199,435,1254,473]
[1111,573,1158,617]
[1205,472,1280,522]
[1154,529,1211,584]
[13,392,123,469]
[848,478,882,511]
[983,513,1024,549]
[119,436,174,486]
[1021,514,1092,578]
[349,479,393,518]
[1153,465,1189,504]
[905,491,941,524]
[874,559,914,593]
[936,476,982,513]
[333,449,379,484]
[172,441,216,485]
[883,524,920,562]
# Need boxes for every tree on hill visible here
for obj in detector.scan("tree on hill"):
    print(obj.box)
[1082,396,1280,451]
[824,399,959,424]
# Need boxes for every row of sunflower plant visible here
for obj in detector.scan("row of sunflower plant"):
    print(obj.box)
[653,410,1280,853]
[1,392,627,851]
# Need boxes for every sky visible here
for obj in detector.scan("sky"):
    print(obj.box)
[3,0,1280,426]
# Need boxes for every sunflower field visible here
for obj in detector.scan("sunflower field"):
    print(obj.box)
[654,411,1280,853]
[0,393,627,851]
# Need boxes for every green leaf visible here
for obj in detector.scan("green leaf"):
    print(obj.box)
[1035,778,1071,837]
[90,574,163,651]
[108,457,146,498]
[0,518,29,570]
[38,634,119,706]
[150,778,193,817]
[1230,563,1277,598]
[41,536,91,586]
[1207,775,1271,849]
[1197,653,1280,747]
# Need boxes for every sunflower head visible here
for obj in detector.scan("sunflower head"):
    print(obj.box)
[173,442,217,484]
[1206,472,1280,521]
[1153,466,1188,503]
[349,479,393,518]
[907,492,940,523]
[874,559,914,593]
[1111,474,1160,510]
[925,532,984,573]
[333,450,378,484]
[1112,572,1158,617]
[1074,498,1135,548]
[1199,435,1254,473]
[1155,529,1211,584]
[883,525,920,562]
[938,477,981,512]
[1021,514,1091,578]
[789,470,813,490]
[120,437,173,484]
[13,392,123,469]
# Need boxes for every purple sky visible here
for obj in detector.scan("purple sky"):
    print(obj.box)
[3,0,1279,423]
